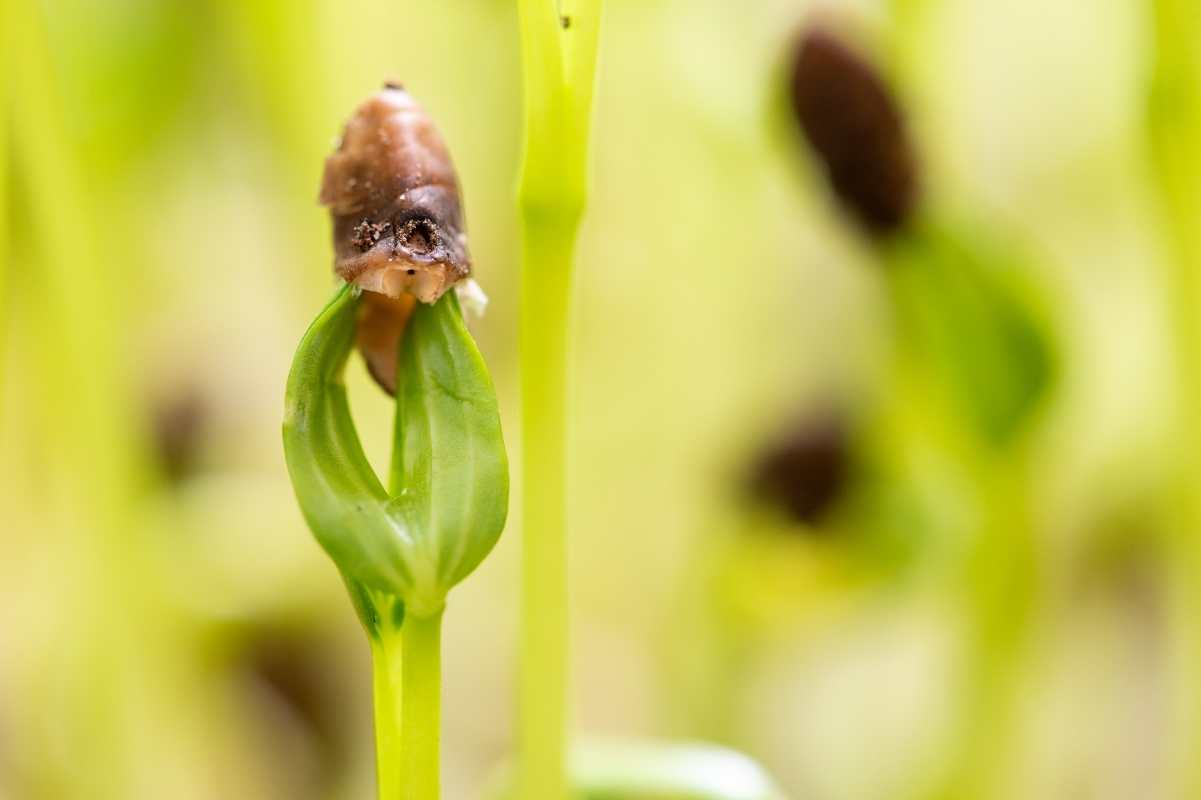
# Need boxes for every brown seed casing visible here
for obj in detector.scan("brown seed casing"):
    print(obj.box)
[320,84,471,303]
[790,28,918,235]
[355,290,417,396]
[320,84,471,394]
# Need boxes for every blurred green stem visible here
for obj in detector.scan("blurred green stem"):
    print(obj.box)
[1,0,8,389]
[943,458,1036,800]
[218,0,334,305]
[8,0,146,795]
[401,611,443,800]
[516,1,601,798]
[886,224,1050,800]
[1148,1,1201,797]
[886,0,933,92]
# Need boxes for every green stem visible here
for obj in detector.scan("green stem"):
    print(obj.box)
[1,0,8,392]
[886,233,1043,800]
[1148,2,1201,797]
[372,623,404,799]
[886,0,932,90]
[515,1,601,797]
[518,216,577,800]
[400,611,443,800]
[939,458,1036,800]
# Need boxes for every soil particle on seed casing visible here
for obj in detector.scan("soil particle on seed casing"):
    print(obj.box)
[350,219,392,252]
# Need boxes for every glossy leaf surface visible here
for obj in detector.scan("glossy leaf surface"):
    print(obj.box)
[283,283,508,616]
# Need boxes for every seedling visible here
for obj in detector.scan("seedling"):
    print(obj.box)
[283,86,508,800]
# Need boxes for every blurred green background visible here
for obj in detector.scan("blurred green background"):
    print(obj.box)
[2,0,1198,798]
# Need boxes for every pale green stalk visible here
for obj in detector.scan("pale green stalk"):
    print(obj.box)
[883,2,1046,793]
[400,611,444,800]
[217,0,336,305]
[886,311,1037,800]
[372,606,405,799]
[515,1,601,797]
[1,0,8,390]
[9,0,139,545]
[885,221,1052,800]
[1147,2,1201,798]
[8,0,144,794]
[936,454,1037,800]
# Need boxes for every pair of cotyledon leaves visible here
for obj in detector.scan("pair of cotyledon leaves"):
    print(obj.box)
[283,284,508,622]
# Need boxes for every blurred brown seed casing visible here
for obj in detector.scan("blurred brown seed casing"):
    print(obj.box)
[747,412,850,527]
[152,386,209,483]
[320,83,471,394]
[790,28,918,235]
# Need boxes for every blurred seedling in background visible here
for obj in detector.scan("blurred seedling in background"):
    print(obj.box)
[787,19,1058,800]
[787,23,1055,444]
[668,397,934,742]
[674,14,1061,797]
